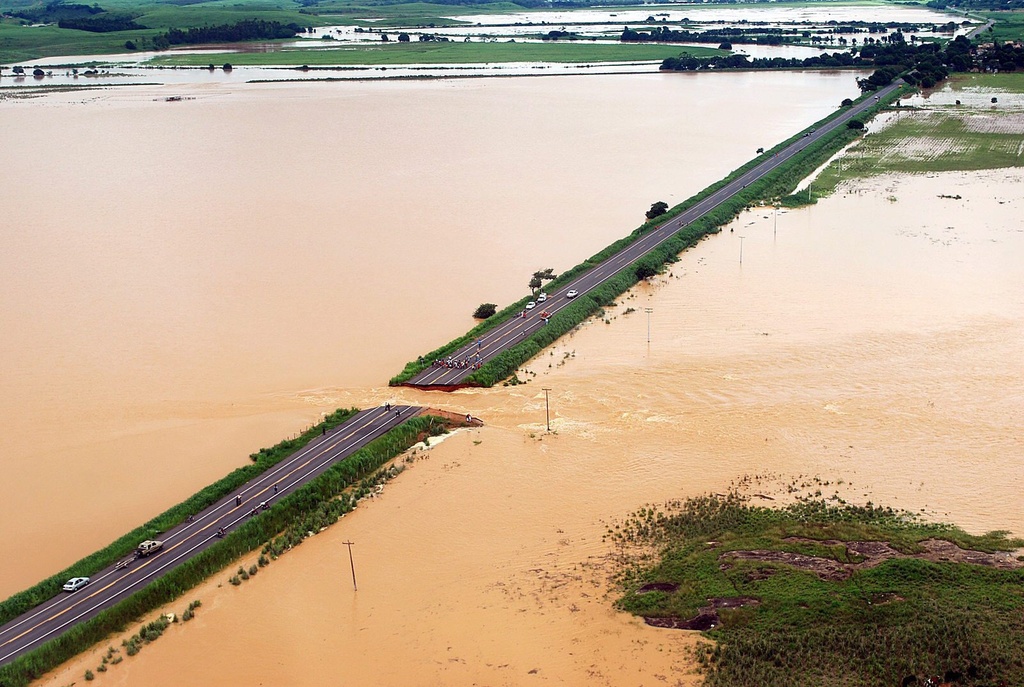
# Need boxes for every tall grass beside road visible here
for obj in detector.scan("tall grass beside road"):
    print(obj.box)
[0,408,357,628]
[0,415,450,687]
[393,86,909,388]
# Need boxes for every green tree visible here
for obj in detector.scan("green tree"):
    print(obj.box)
[846,119,865,130]
[646,201,669,220]
[635,262,657,280]
[473,303,497,319]
[398,33,410,42]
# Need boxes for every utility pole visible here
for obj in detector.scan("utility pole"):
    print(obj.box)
[542,388,551,432]
[343,541,357,591]
[738,235,746,264]
[644,307,653,344]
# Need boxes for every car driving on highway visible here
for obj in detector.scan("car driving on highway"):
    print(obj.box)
[62,577,90,592]
[525,301,536,310]
[566,290,579,299]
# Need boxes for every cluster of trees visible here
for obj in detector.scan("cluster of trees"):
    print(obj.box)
[661,35,985,92]
[8,1,102,23]
[978,40,1024,71]
[622,25,795,45]
[8,1,146,33]
[541,30,582,41]
[660,50,863,72]
[154,19,301,49]
[58,14,144,32]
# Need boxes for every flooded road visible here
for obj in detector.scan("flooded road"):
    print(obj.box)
[3,61,1021,686]
[0,70,861,599]
[30,167,1024,687]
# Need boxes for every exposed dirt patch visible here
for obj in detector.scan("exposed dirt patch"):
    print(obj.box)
[644,597,760,631]
[721,538,1023,582]
[636,582,679,594]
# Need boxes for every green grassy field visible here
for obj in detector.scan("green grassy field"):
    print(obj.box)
[614,493,1024,687]
[809,75,1024,192]
[982,10,1024,43]
[0,19,158,63]
[148,41,717,66]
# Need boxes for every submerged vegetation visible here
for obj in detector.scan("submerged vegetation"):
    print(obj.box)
[811,74,1024,195]
[613,493,1024,687]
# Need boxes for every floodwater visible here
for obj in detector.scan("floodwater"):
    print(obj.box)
[0,70,860,599]
[4,70,1022,685]
[31,166,1024,687]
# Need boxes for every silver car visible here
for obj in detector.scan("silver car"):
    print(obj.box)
[63,577,90,592]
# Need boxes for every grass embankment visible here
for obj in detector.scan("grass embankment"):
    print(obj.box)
[0,407,360,628]
[811,76,1024,195]
[0,414,451,687]
[149,42,715,67]
[613,493,1024,687]
[391,85,908,387]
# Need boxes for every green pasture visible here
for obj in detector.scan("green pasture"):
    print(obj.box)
[982,10,1024,43]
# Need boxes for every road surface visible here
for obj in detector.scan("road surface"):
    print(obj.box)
[406,81,902,388]
[0,405,422,667]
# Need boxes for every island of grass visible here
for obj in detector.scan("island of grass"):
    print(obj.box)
[612,493,1024,686]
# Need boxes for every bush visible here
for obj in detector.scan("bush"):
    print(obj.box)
[646,200,669,220]
[473,303,497,319]
[847,119,865,130]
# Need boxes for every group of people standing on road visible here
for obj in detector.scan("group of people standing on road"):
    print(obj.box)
[431,356,482,370]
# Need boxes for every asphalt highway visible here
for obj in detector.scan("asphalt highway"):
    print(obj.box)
[0,405,422,667]
[407,81,903,388]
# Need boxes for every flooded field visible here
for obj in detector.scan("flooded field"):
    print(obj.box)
[0,70,860,598]
[3,53,1022,685]
[31,166,1024,687]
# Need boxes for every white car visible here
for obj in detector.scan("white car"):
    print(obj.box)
[537,293,547,302]
[63,577,90,592]
[566,290,579,299]
[525,301,536,310]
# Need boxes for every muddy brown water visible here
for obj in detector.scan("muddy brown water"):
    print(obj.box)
[0,71,857,598]
[2,74,1022,685]
[31,167,1024,687]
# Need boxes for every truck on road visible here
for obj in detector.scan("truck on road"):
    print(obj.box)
[136,540,164,557]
